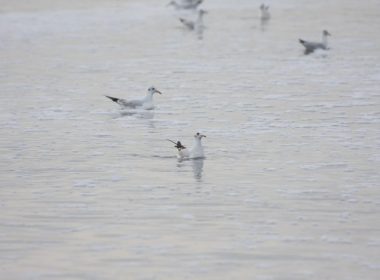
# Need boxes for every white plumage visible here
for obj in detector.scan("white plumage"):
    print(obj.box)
[105,87,162,110]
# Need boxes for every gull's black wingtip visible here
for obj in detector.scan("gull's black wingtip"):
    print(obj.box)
[105,95,119,103]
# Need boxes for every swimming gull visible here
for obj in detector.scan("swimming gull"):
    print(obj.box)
[105,86,162,110]
[168,132,206,159]
[260,4,270,21]
[299,30,331,54]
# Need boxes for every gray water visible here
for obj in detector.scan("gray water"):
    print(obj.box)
[1,0,380,279]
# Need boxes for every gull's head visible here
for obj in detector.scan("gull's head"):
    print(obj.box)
[148,86,162,95]
[194,132,206,140]
[323,30,331,36]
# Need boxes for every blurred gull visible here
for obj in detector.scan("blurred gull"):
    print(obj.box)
[179,9,207,30]
[259,4,270,21]
[299,30,332,54]
[168,140,189,158]
[168,0,203,10]
[105,86,162,110]
[168,132,206,160]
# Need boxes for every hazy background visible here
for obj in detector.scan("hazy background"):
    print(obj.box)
[1,0,379,279]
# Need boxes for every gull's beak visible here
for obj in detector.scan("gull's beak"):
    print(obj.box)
[155,89,162,95]
[201,134,206,138]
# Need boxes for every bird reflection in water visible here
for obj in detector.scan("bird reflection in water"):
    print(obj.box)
[177,157,204,182]
[119,110,155,120]
[191,158,204,181]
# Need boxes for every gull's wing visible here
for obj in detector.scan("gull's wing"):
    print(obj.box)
[118,98,144,108]
[105,96,144,108]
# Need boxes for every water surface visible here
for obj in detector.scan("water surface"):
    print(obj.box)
[1,0,379,279]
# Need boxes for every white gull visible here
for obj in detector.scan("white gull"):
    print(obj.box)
[299,30,331,54]
[168,132,206,160]
[105,87,162,110]
[260,4,270,21]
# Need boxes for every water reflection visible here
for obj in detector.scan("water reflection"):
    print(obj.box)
[260,18,270,32]
[119,110,155,119]
[176,9,207,40]
[191,158,204,181]
[176,157,205,181]
[196,25,205,40]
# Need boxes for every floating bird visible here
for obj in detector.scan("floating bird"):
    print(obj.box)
[167,0,203,10]
[259,4,270,21]
[167,139,189,158]
[105,87,162,110]
[189,132,206,158]
[179,9,207,30]
[168,132,206,159]
[299,30,331,54]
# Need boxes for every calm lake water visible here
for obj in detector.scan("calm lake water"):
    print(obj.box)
[1,0,379,279]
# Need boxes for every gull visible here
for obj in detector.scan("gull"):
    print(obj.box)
[105,87,162,110]
[179,9,207,30]
[259,4,270,21]
[168,132,206,159]
[167,139,189,159]
[167,0,203,10]
[299,30,332,54]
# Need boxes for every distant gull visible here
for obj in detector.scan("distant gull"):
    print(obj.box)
[105,87,162,110]
[168,132,206,159]
[179,9,207,30]
[167,0,203,10]
[299,30,331,54]
[259,4,270,21]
